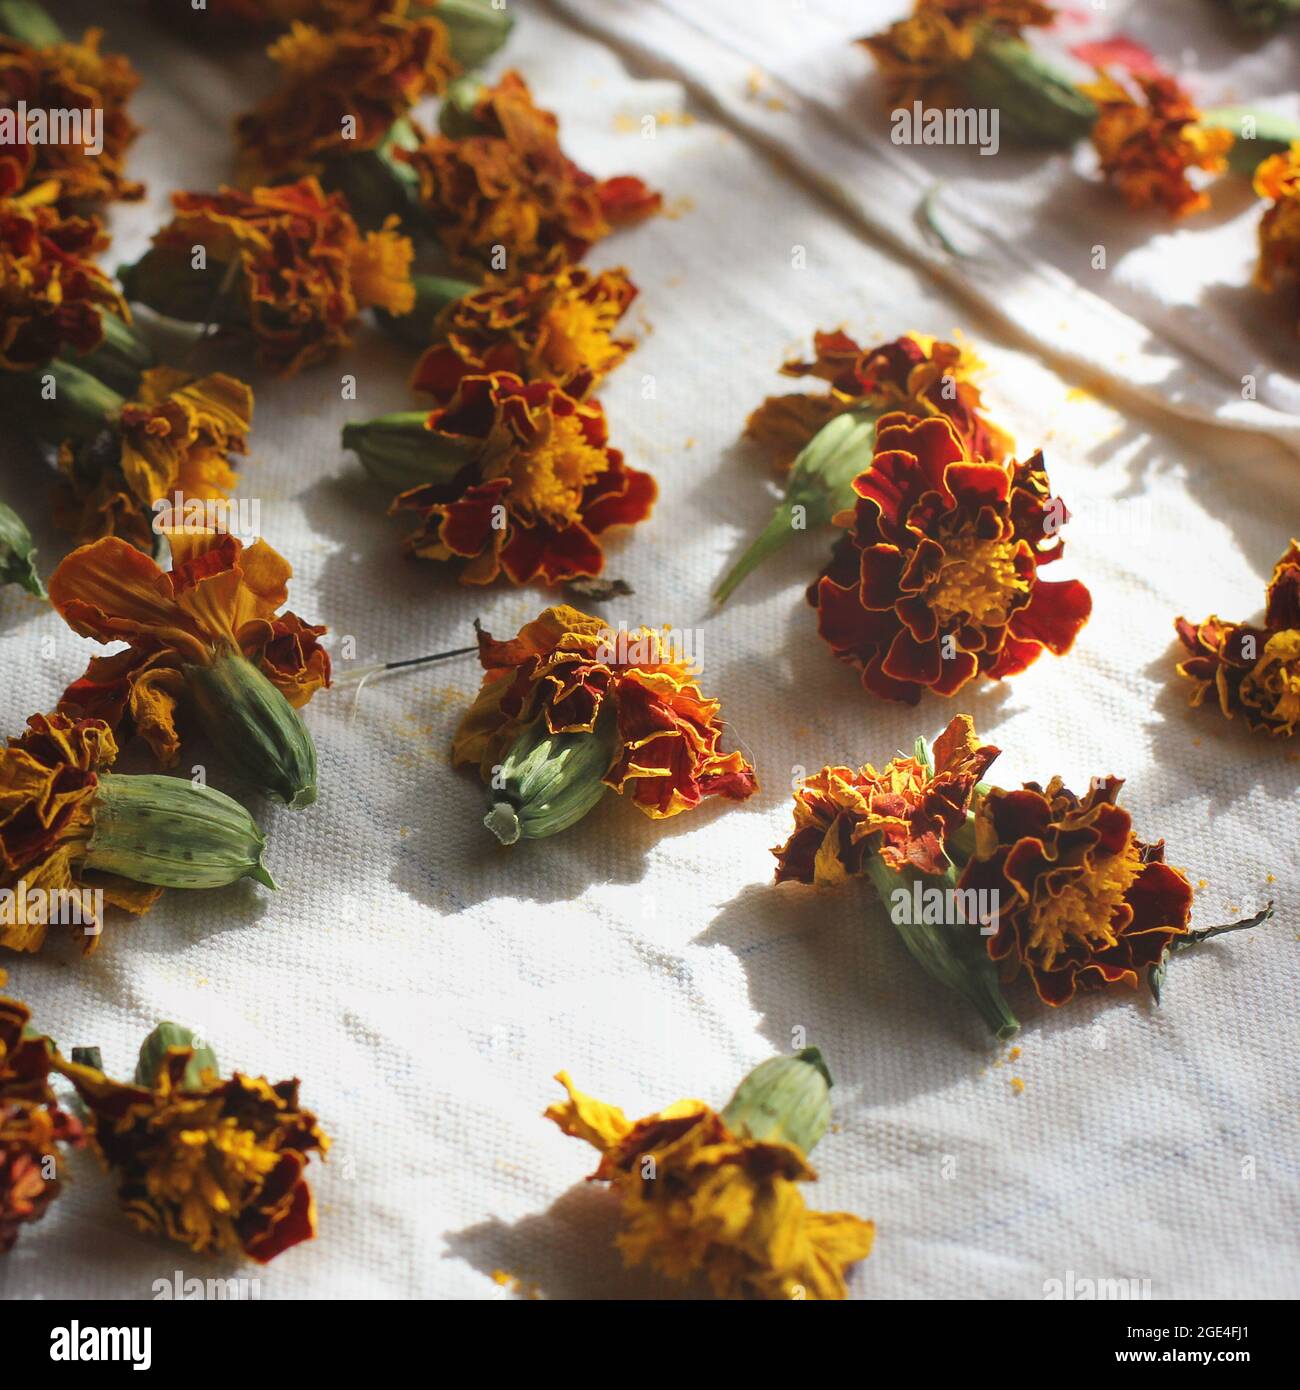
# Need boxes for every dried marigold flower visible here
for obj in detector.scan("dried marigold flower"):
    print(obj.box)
[546,1051,873,1301]
[453,604,757,840]
[1254,142,1300,322]
[958,776,1194,1005]
[371,371,655,586]
[1082,70,1232,217]
[810,411,1091,705]
[235,5,458,182]
[0,185,128,372]
[119,178,415,376]
[50,531,329,805]
[53,366,253,553]
[398,70,662,274]
[58,1023,327,1263]
[1175,539,1300,737]
[774,715,997,885]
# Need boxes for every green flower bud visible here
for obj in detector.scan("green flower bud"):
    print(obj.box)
[118,246,240,327]
[343,411,479,493]
[84,773,277,890]
[134,1022,219,1089]
[0,500,44,598]
[318,117,422,230]
[183,648,318,810]
[484,707,618,845]
[713,409,877,606]
[374,272,479,351]
[64,311,156,398]
[439,76,489,138]
[0,357,124,447]
[0,0,63,45]
[721,1048,833,1157]
[963,31,1098,147]
[1199,107,1300,175]
[433,0,515,70]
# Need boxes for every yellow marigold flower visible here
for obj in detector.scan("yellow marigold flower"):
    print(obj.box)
[1083,70,1232,216]
[53,367,253,552]
[1254,142,1300,320]
[546,1069,874,1300]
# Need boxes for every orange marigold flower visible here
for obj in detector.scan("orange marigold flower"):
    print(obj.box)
[957,776,1193,1005]
[390,371,655,586]
[773,714,998,884]
[58,1040,328,1263]
[0,713,162,954]
[1175,539,1300,738]
[0,29,143,206]
[748,329,1012,471]
[411,265,638,403]
[0,185,128,372]
[122,178,414,375]
[546,1072,873,1300]
[53,366,253,552]
[398,70,662,274]
[49,532,330,768]
[1,988,84,1251]
[810,412,1091,704]
[1254,142,1300,321]
[453,605,757,820]
[1082,70,1232,217]
[235,4,458,182]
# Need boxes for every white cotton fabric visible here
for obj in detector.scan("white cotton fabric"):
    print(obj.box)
[0,0,1296,1301]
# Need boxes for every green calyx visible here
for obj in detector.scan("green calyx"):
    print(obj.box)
[0,500,44,598]
[0,357,125,447]
[134,1022,219,1090]
[440,76,489,137]
[0,0,63,45]
[964,30,1098,147]
[85,773,277,890]
[118,246,245,328]
[374,272,478,350]
[319,117,423,230]
[713,409,877,606]
[64,312,156,398]
[343,411,478,493]
[183,648,318,809]
[484,707,618,845]
[1199,107,1300,176]
[721,1048,833,1157]
[433,0,515,69]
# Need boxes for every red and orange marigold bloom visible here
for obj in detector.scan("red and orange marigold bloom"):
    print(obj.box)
[1175,539,1300,738]
[411,265,638,403]
[453,605,757,820]
[391,371,655,586]
[49,531,330,768]
[398,70,662,274]
[1254,142,1300,325]
[809,412,1090,705]
[747,329,1012,471]
[1082,70,1232,217]
[773,715,998,884]
[957,776,1193,1006]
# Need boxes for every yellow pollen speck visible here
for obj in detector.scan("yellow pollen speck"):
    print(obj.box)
[930,525,1028,628]
[1010,1077,1025,1095]
[1008,1046,1021,1061]
[1267,874,1276,884]
[1027,837,1143,970]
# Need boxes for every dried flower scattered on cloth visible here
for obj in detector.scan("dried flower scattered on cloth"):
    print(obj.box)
[1082,70,1233,217]
[748,330,1011,472]
[809,412,1091,704]
[235,3,458,182]
[398,70,662,274]
[0,28,143,206]
[373,371,655,585]
[410,265,638,403]
[53,367,253,552]
[545,1051,873,1300]
[1175,539,1300,738]
[0,182,128,372]
[58,1023,327,1263]
[1,982,84,1252]
[957,776,1194,1006]
[454,604,757,842]
[119,178,414,375]
[1254,143,1300,325]
[50,531,328,806]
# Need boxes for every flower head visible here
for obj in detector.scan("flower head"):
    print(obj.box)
[1254,142,1300,319]
[391,371,655,585]
[810,412,1091,704]
[0,29,143,206]
[411,265,638,403]
[236,5,458,181]
[1175,540,1300,737]
[0,187,128,372]
[398,70,662,273]
[957,776,1193,1005]
[50,531,329,767]
[454,605,757,819]
[0,713,162,954]
[59,1042,327,1263]
[774,715,998,884]
[546,1072,873,1300]
[53,367,253,552]
[124,179,414,375]
[748,329,1011,471]
[1082,70,1232,217]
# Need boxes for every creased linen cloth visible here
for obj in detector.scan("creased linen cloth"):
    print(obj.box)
[0,0,1296,1300]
